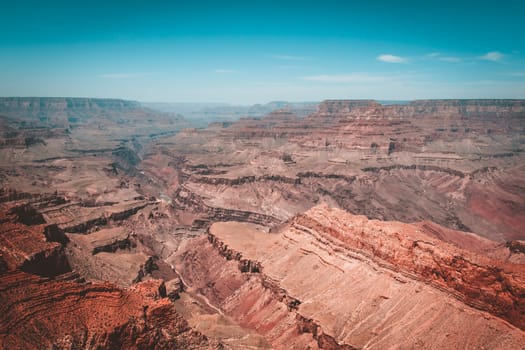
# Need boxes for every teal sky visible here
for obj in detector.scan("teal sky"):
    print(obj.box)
[1,0,524,104]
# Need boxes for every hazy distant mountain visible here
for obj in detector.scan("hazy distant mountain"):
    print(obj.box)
[142,101,319,127]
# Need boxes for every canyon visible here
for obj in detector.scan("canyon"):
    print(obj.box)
[0,97,524,349]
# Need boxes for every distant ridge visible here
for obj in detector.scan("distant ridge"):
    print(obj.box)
[319,98,525,106]
[0,97,141,111]
[408,99,525,106]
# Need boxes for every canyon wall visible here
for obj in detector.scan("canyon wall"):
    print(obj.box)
[175,205,525,349]
[0,198,220,349]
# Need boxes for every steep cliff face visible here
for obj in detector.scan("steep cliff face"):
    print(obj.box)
[308,99,525,146]
[0,201,219,350]
[316,100,382,117]
[0,203,70,275]
[175,236,321,350]
[175,205,525,349]
[405,99,525,115]
[313,99,525,119]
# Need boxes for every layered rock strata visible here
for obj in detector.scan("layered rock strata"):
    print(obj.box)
[0,201,219,349]
[175,204,525,349]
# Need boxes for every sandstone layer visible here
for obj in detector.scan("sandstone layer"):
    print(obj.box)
[175,205,525,349]
[0,191,219,349]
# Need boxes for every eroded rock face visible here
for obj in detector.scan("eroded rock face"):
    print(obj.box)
[292,205,525,330]
[175,205,525,349]
[0,272,217,349]
[1,98,525,348]
[142,99,525,242]
[0,201,219,350]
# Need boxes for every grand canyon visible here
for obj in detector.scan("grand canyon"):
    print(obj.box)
[1,97,524,349]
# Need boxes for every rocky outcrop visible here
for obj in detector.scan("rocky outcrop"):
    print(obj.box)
[0,272,217,349]
[175,236,319,349]
[9,203,46,225]
[113,146,141,171]
[0,200,220,349]
[297,172,356,183]
[191,174,300,186]
[208,233,262,273]
[40,200,150,234]
[361,164,466,178]
[133,256,160,283]
[316,100,382,116]
[0,204,70,275]
[296,314,358,350]
[173,186,281,227]
[92,234,135,255]
[175,207,525,349]
[292,205,525,330]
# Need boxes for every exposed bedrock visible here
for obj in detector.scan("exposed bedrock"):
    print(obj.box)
[0,205,71,275]
[0,200,220,349]
[292,208,525,330]
[191,172,357,187]
[316,99,525,120]
[175,237,322,349]
[172,186,281,227]
[175,205,525,349]
[40,200,150,234]
[133,256,160,283]
[91,234,135,255]
[361,164,466,178]
[20,246,71,277]
[191,174,300,186]
[0,272,218,349]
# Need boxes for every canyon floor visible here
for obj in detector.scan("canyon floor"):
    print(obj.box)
[0,97,524,349]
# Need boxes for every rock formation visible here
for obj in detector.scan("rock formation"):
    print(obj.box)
[0,198,222,349]
[1,98,525,348]
[145,99,525,241]
[175,205,525,349]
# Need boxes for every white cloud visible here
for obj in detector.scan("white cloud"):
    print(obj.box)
[98,73,152,79]
[377,54,407,63]
[214,69,236,73]
[479,51,504,61]
[272,54,308,61]
[302,73,390,83]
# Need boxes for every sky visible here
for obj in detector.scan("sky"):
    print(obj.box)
[0,0,524,104]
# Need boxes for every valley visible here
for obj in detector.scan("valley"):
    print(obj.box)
[1,97,524,349]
